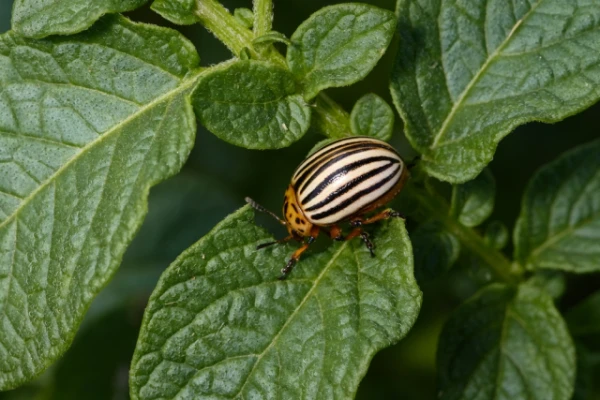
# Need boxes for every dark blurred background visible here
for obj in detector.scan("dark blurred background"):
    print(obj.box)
[1,0,598,398]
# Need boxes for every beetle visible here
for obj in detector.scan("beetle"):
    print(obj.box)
[246,136,409,280]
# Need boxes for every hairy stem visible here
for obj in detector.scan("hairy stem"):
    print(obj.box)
[195,0,256,57]
[195,0,349,136]
[408,184,522,285]
[312,94,351,138]
[253,0,273,36]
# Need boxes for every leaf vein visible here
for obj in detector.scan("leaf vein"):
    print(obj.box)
[431,0,544,149]
[234,243,348,398]
[0,69,204,232]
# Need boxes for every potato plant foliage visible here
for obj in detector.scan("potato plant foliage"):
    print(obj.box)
[0,0,599,399]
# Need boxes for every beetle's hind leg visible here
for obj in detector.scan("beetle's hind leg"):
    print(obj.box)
[344,209,405,256]
[350,209,405,227]
[330,226,375,257]
[343,228,376,257]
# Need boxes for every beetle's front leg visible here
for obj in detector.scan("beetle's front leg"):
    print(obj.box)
[279,226,319,280]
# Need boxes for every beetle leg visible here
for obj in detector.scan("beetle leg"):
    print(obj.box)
[278,226,319,280]
[344,227,376,257]
[331,226,375,256]
[352,209,404,227]
[278,243,309,280]
[328,224,344,241]
[256,235,294,250]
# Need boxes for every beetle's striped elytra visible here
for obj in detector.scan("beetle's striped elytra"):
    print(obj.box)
[246,136,409,280]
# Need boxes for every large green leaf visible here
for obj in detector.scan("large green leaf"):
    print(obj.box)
[438,283,575,400]
[391,0,600,182]
[514,139,600,273]
[192,60,311,149]
[288,3,396,100]
[12,0,148,38]
[0,15,201,389]
[130,206,421,399]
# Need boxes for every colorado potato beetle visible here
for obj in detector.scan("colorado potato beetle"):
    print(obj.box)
[246,136,409,280]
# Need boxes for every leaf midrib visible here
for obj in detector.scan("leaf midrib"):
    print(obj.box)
[0,68,205,232]
[302,13,392,82]
[234,242,349,397]
[430,0,544,150]
[528,210,600,264]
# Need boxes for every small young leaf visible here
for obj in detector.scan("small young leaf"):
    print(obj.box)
[192,60,311,149]
[0,15,200,389]
[450,168,495,227]
[438,283,575,400]
[565,291,600,338]
[130,206,422,399]
[350,93,394,141]
[234,8,254,29]
[526,271,565,300]
[411,220,460,284]
[514,139,600,273]
[151,0,198,25]
[391,0,600,182]
[287,4,396,100]
[483,220,508,250]
[12,0,148,38]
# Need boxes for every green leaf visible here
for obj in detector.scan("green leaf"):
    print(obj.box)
[483,220,508,250]
[12,0,148,38]
[565,291,600,338]
[130,206,422,399]
[411,220,459,284]
[391,0,600,183]
[192,60,311,149]
[514,139,600,273]
[151,0,198,25]
[526,271,565,300]
[0,15,200,389]
[438,283,575,400]
[287,4,396,100]
[350,93,394,141]
[450,168,495,227]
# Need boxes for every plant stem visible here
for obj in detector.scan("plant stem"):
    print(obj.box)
[408,185,522,285]
[195,0,255,57]
[312,94,351,138]
[195,0,349,138]
[193,0,520,285]
[253,0,273,37]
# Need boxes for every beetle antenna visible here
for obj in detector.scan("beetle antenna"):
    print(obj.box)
[245,197,287,226]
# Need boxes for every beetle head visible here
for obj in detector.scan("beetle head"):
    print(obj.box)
[283,185,313,237]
